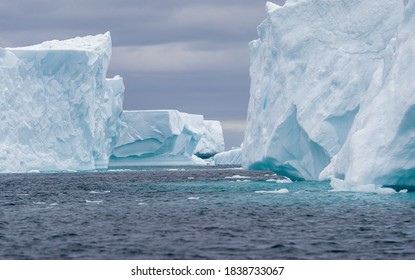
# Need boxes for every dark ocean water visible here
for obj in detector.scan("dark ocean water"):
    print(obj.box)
[1,167,415,260]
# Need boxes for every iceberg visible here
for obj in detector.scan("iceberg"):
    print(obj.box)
[0,32,124,172]
[194,120,225,159]
[243,0,415,188]
[109,110,209,167]
[213,147,242,166]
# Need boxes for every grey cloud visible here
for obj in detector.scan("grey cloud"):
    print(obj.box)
[1,0,266,46]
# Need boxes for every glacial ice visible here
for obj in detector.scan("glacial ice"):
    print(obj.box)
[109,110,211,167]
[0,32,124,172]
[194,120,225,159]
[213,146,242,166]
[243,0,415,188]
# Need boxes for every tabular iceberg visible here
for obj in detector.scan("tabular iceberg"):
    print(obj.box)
[213,147,242,166]
[243,0,415,189]
[0,32,124,172]
[194,120,225,159]
[109,110,211,167]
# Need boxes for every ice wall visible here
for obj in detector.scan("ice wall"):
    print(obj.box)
[243,0,415,188]
[324,0,415,190]
[0,33,124,172]
[109,110,208,167]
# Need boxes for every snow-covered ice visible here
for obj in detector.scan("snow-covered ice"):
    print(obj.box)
[243,0,415,189]
[0,32,124,172]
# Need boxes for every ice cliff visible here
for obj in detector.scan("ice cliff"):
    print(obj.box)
[109,110,224,167]
[243,0,415,189]
[0,32,124,172]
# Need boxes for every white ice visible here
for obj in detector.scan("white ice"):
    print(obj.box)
[243,0,415,189]
[0,32,124,172]
[213,147,242,166]
[109,110,211,167]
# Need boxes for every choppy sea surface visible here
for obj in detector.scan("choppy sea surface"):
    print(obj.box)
[1,166,415,260]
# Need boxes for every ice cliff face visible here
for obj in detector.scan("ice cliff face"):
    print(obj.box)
[0,33,124,172]
[109,110,211,167]
[243,0,415,188]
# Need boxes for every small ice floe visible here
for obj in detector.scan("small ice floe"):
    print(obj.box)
[27,170,40,173]
[236,180,251,182]
[330,178,404,194]
[255,188,289,194]
[33,202,47,205]
[108,169,132,172]
[50,203,59,206]
[266,177,292,183]
[136,199,148,206]
[188,197,200,200]
[86,200,103,204]
[17,193,29,196]
[138,202,148,206]
[399,189,408,193]
[89,191,111,194]
[225,175,251,179]
[166,168,179,171]
[188,176,195,180]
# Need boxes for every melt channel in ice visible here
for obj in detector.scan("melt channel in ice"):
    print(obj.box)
[242,0,415,190]
[0,32,124,172]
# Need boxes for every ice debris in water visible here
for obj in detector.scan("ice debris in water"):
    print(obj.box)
[255,188,289,194]
[266,177,292,183]
[86,200,103,204]
[89,191,111,194]
[225,175,251,179]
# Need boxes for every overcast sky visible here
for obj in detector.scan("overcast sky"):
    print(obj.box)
[0,0,280,149]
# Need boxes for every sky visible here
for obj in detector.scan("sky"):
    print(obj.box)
[0,0,281,149]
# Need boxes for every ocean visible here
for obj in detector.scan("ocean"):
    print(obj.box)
[1,166,414,260]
